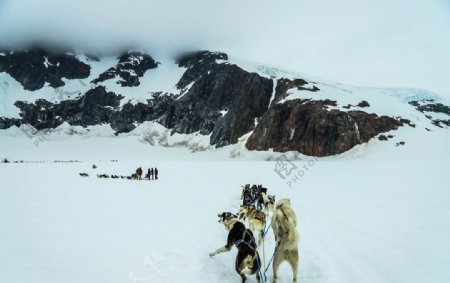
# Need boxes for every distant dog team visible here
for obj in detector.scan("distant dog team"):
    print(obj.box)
[79,165,159,180]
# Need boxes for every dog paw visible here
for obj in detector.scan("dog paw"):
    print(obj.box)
[209,252,215,257]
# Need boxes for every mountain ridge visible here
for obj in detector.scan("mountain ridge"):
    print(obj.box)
[1,47,448,157]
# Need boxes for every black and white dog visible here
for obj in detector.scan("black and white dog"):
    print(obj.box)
[210,212,261,283]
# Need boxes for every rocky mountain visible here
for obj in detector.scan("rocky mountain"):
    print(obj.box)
[0,48,90,91]
[246,99,405,156]
[91,51,158,87]
[0,47,448,157]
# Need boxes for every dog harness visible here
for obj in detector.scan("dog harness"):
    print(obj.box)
[234,229,261,270]
[234,229,254,248]
[243,195,254,206]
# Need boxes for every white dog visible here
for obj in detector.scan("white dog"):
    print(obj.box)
[271,199,299,283]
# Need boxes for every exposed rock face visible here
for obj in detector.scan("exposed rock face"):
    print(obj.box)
[1,49,441,156]
[0,117,21,129]
[14,86,123,130]
[409,100,450,128]
[109,94,173,133]
[433,120,450,127]
[271,78,319,105]
[409,101,450,115]
[347,111,403,142]
[396,141,406,147]
[344,100,371,109]
[160,50,274,146]
[175,51,228,89]
[5,87,174,133]
[246,99,403,156]
[0,48,90,91]
[358,100,370,108]
[378,134,388,141]
[91,51,158,87]
[9,50,272,146]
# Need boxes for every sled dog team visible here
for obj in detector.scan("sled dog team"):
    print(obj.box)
[210,184,299,283]
[79,166,159,180]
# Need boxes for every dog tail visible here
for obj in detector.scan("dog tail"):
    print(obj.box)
[274,200,298,248]
[241,253,259,275]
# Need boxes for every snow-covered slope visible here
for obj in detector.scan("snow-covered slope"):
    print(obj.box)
[0,53,186,117]
[1,49,449,159]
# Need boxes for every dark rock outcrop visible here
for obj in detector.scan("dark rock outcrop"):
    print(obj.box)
[91,51,158,87]
[175,50,228,90]
[409,101,450,115]
[2,48,274,146]
[0,117,22,129]
[0,47,90,91]
[162,51,273,147]
[343,100,370,109]
[378,134,388,141]
[246,99,403,156]
[409,100,450,128]
[5,86,174,133]
[110,94,174,133]
[396,141,406,147]
[432,119,450,128]
[271,78,319,105]
[358,100,370,108]
[348,111,403,141]
[14,86,123,130]
[397,118,415,128]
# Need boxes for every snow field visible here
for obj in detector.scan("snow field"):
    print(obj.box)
[1,158,449,283]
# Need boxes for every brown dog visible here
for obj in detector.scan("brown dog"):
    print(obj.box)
[238,205,266,245]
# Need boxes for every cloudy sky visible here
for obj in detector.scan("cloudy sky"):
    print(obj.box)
[0,0,449,97]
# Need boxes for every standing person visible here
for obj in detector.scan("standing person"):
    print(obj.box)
[150,167,154,180]
[137,167,143,180]
[154,167,159,180]
[146,168,151,180]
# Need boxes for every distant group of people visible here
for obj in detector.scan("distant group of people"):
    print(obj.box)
[133,166,159,180]
[146,167,158,180]
[85,164,160,181]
